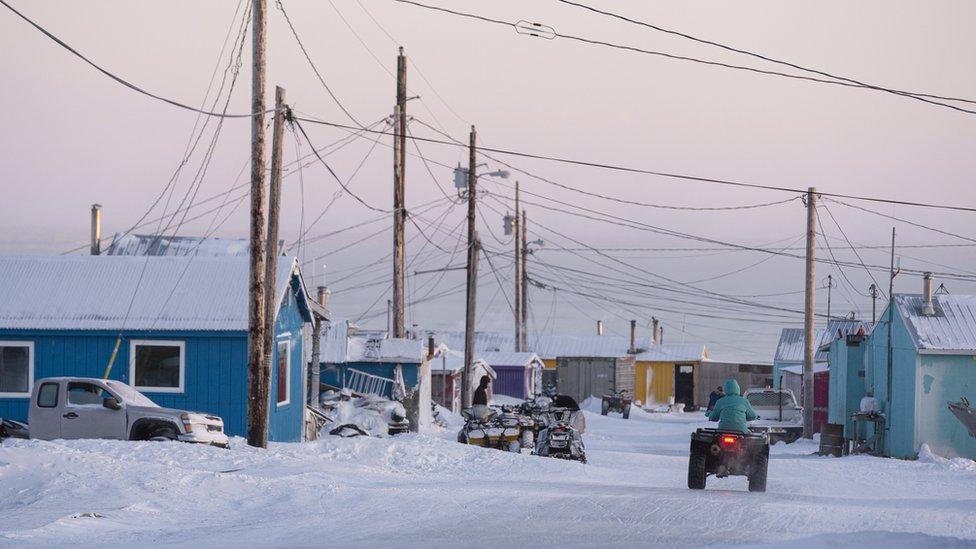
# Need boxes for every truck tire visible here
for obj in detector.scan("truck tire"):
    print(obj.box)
[688,446,707,490]
[148,427,178,442]
[748,451,768,493]
[601,400,609,416]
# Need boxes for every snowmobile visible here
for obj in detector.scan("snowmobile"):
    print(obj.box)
[0,418,29,441]
[458,406,506,449]
[536,407,587,463]
[687,428,769,492]
[601,390,632,419]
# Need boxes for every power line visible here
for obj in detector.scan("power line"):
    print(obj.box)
[294,115,976,213]
[555,0,976,110]
[0,0,274,119]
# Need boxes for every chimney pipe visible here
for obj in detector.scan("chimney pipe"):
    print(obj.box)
[596,320,604,336]
[660,326,665,344]
[316,286,330,309]
[90,204,102,255]
[922,272,935,316]
[629,320,637,354]
[427,335,435,358]
[652,317,660,345]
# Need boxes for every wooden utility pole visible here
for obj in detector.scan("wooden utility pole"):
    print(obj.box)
[886,227,897,410]
[520,209,528,353]
[513,181,522,352]
[261,85,287,428]
[246,0,269,448]
[392,47,407,339]
[802,187,817,439]
[462,125,478,409]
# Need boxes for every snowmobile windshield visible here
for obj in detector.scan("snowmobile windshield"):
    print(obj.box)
[552,395,580,411]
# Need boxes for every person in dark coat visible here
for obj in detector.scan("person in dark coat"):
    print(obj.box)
[706,386,725,411]
[472,375,491,406]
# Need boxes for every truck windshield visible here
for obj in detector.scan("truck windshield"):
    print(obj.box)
[105,381,159,408]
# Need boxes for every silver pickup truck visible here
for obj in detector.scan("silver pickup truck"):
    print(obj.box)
[22,377,228,447]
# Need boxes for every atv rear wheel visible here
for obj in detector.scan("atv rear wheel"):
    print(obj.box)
[687,446,707,490]
[748,451,768,493]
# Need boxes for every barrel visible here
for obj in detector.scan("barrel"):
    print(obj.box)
[819,423,845,457]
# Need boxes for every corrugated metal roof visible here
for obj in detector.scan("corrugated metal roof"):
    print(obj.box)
[0,255,300,331]
[896,294,976,352]
[106,233,249,256]
[774,328,818,364]
[774,319,870,363]
[432,331,655,359]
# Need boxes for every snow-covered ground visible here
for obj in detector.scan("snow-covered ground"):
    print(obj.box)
[2,407,975,548]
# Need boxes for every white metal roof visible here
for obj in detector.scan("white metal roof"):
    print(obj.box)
[481,351,544,369]
[0,255,302,332]
[635,343,708,363]
[895,294,976,353]
[433,331,656,359]
[105,233,249,257]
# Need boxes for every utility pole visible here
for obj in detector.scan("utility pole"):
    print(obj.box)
[462,125,478,409]
[802,187,817,439]
[392,47,407,339]
[826,274,833,320]
[520,209,528,353]
[869,283,878,323]
[246,0,268,448]
[886,227,898,414]
[513,181,522,352]
[261,85,287,430]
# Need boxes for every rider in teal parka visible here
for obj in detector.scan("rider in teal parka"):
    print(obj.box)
[707,378,757,434]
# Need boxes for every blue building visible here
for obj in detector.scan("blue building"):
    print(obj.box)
[0,255,313,442]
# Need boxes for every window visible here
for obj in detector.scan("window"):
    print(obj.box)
[129,340,184,393]
[67,382,110,406]
[276,340,290,406]
[0,341,33,397]
[37,383,59,408]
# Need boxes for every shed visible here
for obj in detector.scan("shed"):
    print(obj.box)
[0,255,313,442]
[696,361,773,406]
[633,343,709,408]
[556,355,635,404]
[861,291,976,459]
[481,351,544,399]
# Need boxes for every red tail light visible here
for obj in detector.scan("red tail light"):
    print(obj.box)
[720,435,737,446]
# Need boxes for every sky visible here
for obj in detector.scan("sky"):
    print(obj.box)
[2,0,975,361]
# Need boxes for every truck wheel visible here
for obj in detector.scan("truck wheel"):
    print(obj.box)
[148,427,178,442]
[622,404,631,419]
[601,400,609,416]
[748,451,768,493]
[688,446,707,490]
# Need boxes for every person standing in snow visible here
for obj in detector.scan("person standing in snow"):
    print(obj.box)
[707,379,757,434]
[473,375,491,406]
[706,386,724,411]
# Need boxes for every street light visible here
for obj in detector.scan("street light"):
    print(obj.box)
[453,164,510,198]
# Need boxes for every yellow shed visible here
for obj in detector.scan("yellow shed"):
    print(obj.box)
[632,344,708,408]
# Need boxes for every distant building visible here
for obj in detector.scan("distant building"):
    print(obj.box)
[431,350,495,413]
[0,255,313,442]
[481,351,544,400]
[105,233,249,257]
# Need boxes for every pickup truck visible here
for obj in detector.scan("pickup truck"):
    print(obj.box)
[13,377,228,447]
[744,388,803,444]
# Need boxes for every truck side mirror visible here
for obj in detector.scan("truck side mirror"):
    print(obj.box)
[103,397,122,411]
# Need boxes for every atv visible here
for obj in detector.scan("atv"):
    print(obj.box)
[688,428,769,492]
[601,390,632,419]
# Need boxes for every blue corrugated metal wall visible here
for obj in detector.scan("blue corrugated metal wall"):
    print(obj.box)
[827,337,866,439]
[268,288,306,442]
[492,366,527,399]
[865,305,920,458]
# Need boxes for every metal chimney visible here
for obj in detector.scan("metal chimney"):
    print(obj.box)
[427,335,436,358]
[922,272,935,316]
[90,204,102,255]
[629,320,637,354]
[652,317,660,345]
[596,320,604,336]
[316,286,330,309]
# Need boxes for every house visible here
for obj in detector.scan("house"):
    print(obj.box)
[0,255,313,442]
[431,349,495,413]
[773,327,824,388]
[633,343,709,408]
[852,277,976,459]
[318,321,434,428]
[696,360,773,406]
[481,351,544,400]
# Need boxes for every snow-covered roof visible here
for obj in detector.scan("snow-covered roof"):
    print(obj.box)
[431,349,495,377]
[895,294,976,353]
[481,351,544,369]
[775,319,871,363]
[321,320,446,364]
[433,331,655,359]
[106,233,249,257]
[0,255,305,331]
[635,343,708,363]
